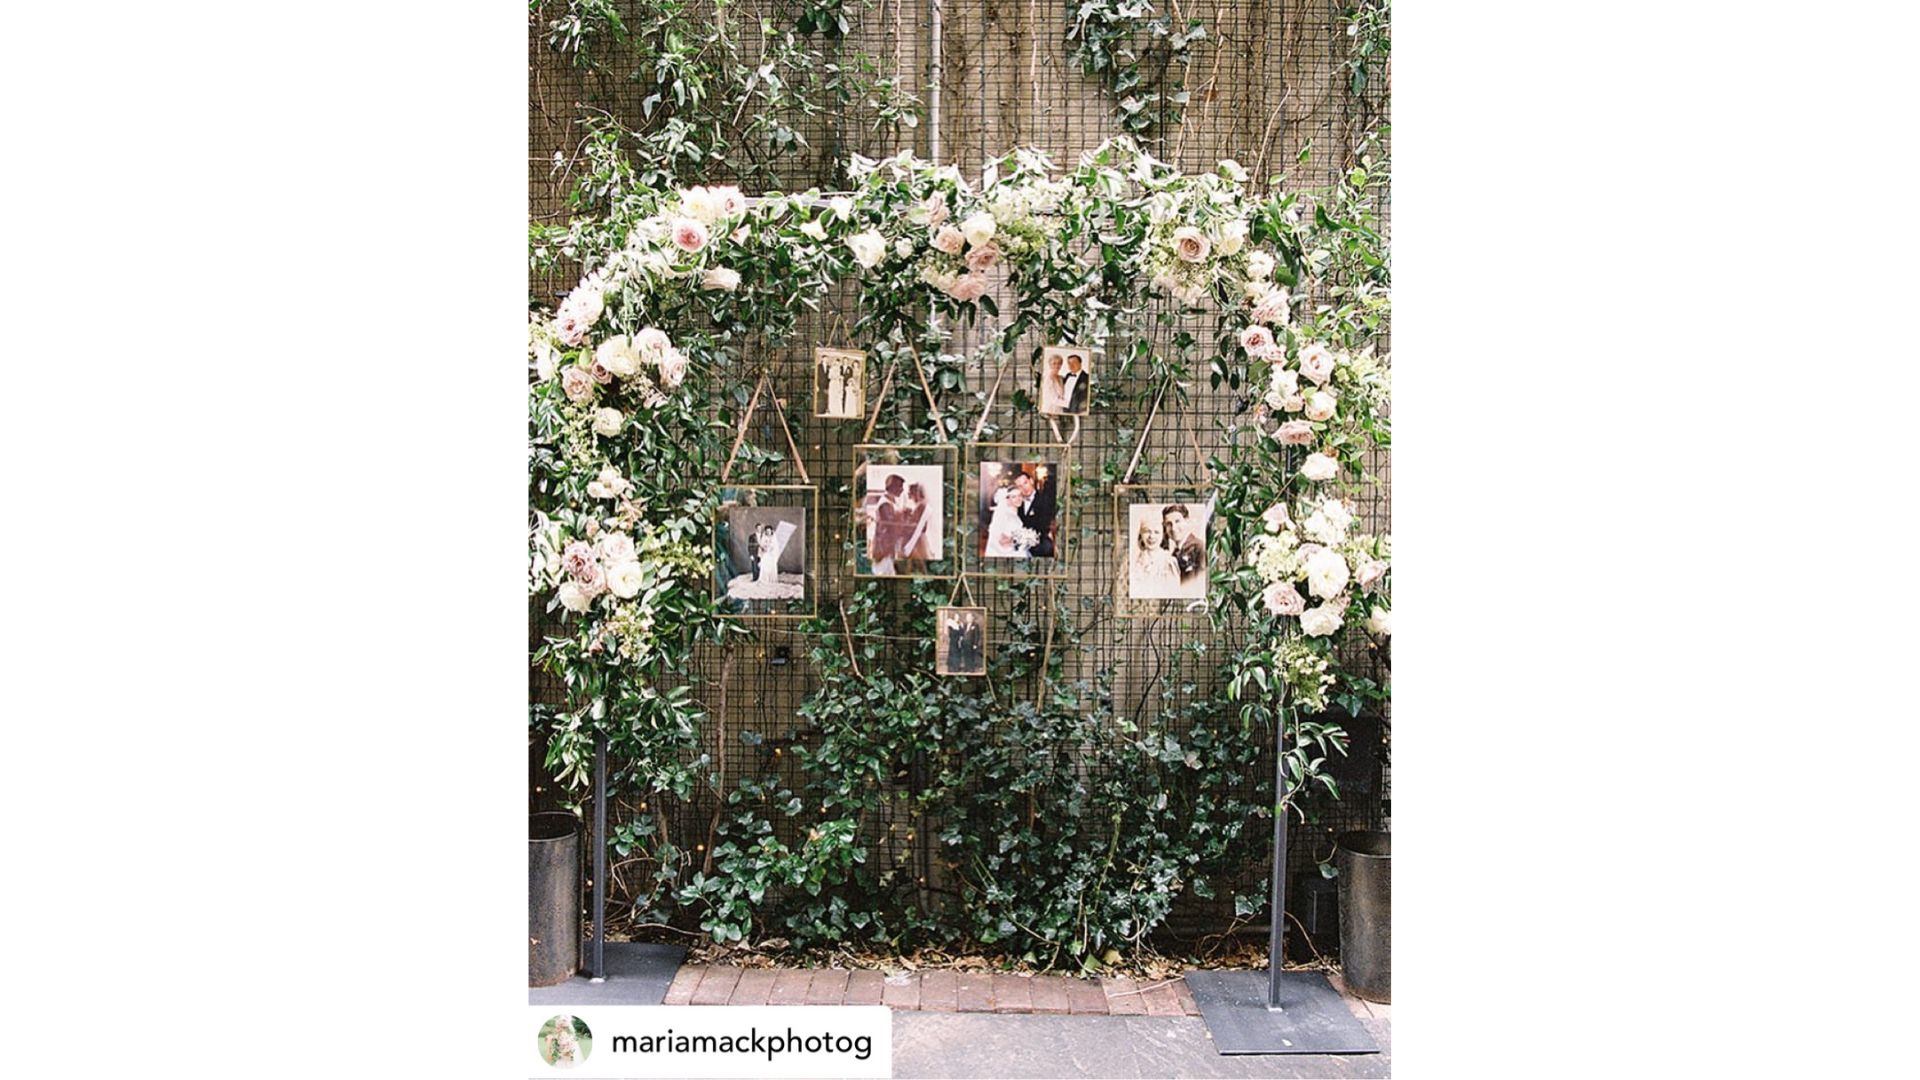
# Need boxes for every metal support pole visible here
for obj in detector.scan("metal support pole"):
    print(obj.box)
[1267,709,1287,1009]
[590,731,608,980]
[927,0,942,163]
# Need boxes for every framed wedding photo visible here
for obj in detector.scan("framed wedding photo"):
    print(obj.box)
[813,346,866,420]
[934,606,989,676]
[713,485,819,619]
[1037,344,1095,417]
[965,443,1070,579]
[1113,483,1213,619]
[852,444,957,579]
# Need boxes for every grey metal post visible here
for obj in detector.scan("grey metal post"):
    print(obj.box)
[591,731,607,980]
[1268,706,1287,1008]
[927,0,942,163]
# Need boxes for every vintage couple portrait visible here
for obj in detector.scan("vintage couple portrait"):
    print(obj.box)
[1126,500,1209,600]
[977,457,1060,562]
[1038,344,1094,417]
[935,606,987,676]
[857,463,944,575]
[713,486,816,618]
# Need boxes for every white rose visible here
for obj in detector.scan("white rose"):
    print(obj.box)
[800,219,828,241]
[1218,159,1249,183]
[1246,250,1275,280]
[597,532,636,564]
[1302,499,1353,545]
[1298,342,1337,386]
[1304,547,1351,599]
[1300,601,1345,637]
[592,407,624,436]
[829,195,854,220]
[847,229,887,268]
[679,185,727,224]
[605,560,645,599]
[1366,606,1391,636]
[557,581,591,613]
[531,336,558,381]
[562,279,605,325]
[1217,219,1248,257]
[960,211,997,248]
[1300,452,1338,482]
[634,326,671,361]
[1305,391,1338,422]
[701,267,741,291]
[656,348,689,390]
[594,335,641,378]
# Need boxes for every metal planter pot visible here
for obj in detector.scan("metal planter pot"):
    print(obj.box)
[529,812,581,987]
[1336,830,1391,1003]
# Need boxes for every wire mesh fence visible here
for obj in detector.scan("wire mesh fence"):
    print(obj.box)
[529,0,1388,951]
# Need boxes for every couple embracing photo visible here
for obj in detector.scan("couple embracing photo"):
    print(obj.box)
[979,460,1058,560]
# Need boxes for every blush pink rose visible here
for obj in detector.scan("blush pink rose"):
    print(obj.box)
[588,359,614,384]
[1280,394,1306,412]
[657,348,689,390]
[924,194,950,227]
[1250,287,1291,326]
[1305,391,1338,422]
[946,274,988,302]
[965,243,1000,272]
[561,366,596,403]
[1275,420,1315,445]
[1261,503,1292,533]
[1355,559,1388,593]
[1172,226,1211,263]
[670,217,710,253]
[561,541,597,581]
[932,226,965,255]
[553,310,590,347]
[1262,582,1307,616]
[574,560,607,597]
[1298,343,1336,386]
[1239,325,1279,359]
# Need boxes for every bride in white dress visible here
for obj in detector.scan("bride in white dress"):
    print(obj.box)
[727,518,804,599]
[984,484,1032,558]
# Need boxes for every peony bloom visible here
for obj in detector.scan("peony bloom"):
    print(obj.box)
[1246,250,1276,280]
[592,407,624,437]
[1304,548,1351,599]
[1300,453,1338,482]
[1298,343,1336,386]
[829,195,854,220]
[634,327,671,361]
[1218,158,1249,183]
[946,274,988,302]
[595,336,640,378]
[960,212,997,248]
[965,242,1000,272]
[557,581,591,613]
[597,532,635,565]
[701,267,741,291]
[799,219,828,241]
[1366,606,1392,636]
[1274,419,1315,445]
[1172,226,1211,263]
[1239,325,1279,360]
[1355,558,1388,593]
[656,348,689,390]
[605,560,644,599]
[1217,219,1248,257]
[560,366,596,404]
[1305,391,1338,422]
[669,217,709,253]
[560,278,605,325]
[1261,503,1292,533]
[847,229,887,269]
[932,225,965,255]
[1263,581,1307,616]
[1300,601,1345,637]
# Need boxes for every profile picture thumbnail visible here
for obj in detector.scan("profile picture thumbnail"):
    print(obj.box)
[538,1014,592,1068]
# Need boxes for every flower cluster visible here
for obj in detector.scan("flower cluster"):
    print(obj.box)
[530,498,713,663]
[915,195,1001,303]
[1139,158,1259,306]
[1249,497,1391,641]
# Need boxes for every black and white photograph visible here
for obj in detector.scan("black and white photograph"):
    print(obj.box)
[1125,500,1210,600]
[1038,344,1094,416]
[713,487,816,618]
[977,457,1061,562]
[813,346,865,419]
[934,606,987,676]
[856,462,944,576]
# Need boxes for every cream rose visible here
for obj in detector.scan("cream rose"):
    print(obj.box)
[669,217,709,253]
[1305,391,1338,422]
[1262,582,1307,616]
[960,212,997,248]
[656,348,689,390]
[1239,325,1279,359]
[679,185,726,224]
[1366,606,1392,636]
[633,327,671,361]
[1302,499,1353,545]
[592,408,624,437]
[1274,420,1315,446]
[1298,343,1336,386]
[557,581,592,613]
[1300,453,1338,482]
[560,366,596,404]
[1217,219,1248,257]
[1304,548,1351,599]
[847,229,887,268]
[932,225,965,255]
[597,532,636,565]
[605,560,645,600]
[701,267,741,291]
[1172,226,1210,263]
[894,237,914,258]
[1355,558,1388,593]
[1300,601,1344,637]
[1246,250,1275,280]
[1250,285,1291,326]
[1261,503,1292,533]
[594,336,640,378]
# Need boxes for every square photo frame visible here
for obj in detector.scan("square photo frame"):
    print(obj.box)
[1038,344,1097,417]
[934,606,989,676]
[965,442,1071,579]
[852,444,959,579]
[713,485,820,619]
[1113,483,1214,620]
[813,346,867,420]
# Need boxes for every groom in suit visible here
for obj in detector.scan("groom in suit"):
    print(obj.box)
[1058,351,1090,413]
[1012,471,1057,558]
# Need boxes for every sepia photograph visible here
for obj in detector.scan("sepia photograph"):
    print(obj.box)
[1038,344,1094,416]
[858,463,944,575]
[977,458,1061,561]
[713,486,816,618]
[935,606,987,676]
[1125,500,1210,600]
[814,346,866,419]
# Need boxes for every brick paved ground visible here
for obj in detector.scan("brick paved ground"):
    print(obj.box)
[663,964,1216,1016]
